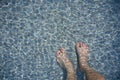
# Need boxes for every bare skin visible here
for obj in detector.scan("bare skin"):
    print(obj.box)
[56,48,77,80]
[75,42,105,80]
[56,42,105,80]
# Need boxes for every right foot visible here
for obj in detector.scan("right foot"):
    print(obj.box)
[75,42,89,69]
[76,42,105,80]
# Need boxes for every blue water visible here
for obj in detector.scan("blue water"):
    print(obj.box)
[0,0,120,80]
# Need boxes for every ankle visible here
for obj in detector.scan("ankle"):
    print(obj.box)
[79,60,88,67]
[67,72,77,80]
[79,60,92,72]
[80,63,91,70]
[66,65,75,73]
[67,69,76,78]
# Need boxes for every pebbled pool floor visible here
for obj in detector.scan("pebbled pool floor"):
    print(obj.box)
[0,0,120,80]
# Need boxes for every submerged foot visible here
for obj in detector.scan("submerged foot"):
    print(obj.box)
[56,48,77,80]
[75,42,105,80]
[75,42,89,70]
[56,48,74,71]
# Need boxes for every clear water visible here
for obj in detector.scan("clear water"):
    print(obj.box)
[0,0,120,80]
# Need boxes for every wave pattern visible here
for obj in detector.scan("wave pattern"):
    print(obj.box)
[0,0,120,80]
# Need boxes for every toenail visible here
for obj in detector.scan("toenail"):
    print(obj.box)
[79,43,82,47]
[56,51,60,55]
[58,52,61,54]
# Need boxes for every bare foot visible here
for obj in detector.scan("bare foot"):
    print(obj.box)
[75,42,89,70]
[56,48,74,72]
[75,42,105,80]
[56,48,72,68]
[56,48,77,80]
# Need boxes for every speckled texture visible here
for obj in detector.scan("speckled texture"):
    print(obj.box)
[0,0,120,80]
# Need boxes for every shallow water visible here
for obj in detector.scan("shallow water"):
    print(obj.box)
[0,0,120,80]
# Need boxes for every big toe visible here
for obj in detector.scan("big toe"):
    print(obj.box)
[76,42,88,49]
[56,48,65,57]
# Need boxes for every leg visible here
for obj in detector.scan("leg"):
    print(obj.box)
[75,42,105,80]
[56,48,77,80]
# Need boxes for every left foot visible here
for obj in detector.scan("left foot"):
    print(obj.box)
[56,48,74,71]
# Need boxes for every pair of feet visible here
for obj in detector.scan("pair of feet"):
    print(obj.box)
[56,42,89,71]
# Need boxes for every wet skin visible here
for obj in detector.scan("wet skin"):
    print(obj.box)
[56,42,105,80]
